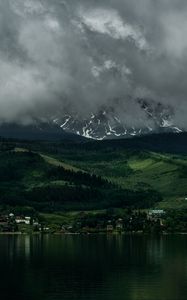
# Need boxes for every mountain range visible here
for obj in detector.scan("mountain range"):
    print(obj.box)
[54,99,182,140]
[0,100,183,141]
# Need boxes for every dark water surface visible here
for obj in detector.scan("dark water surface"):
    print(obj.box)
[0,234,187,300]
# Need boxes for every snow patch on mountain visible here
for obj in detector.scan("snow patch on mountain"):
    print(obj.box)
[53,100,183,140]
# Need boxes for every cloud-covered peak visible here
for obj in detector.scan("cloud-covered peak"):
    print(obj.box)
[0,0,186,129]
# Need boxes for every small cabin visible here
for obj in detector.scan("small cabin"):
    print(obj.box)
[148,210,165,221]
[107,225,114,232]
[116,218,123,231]
[148,210,165,216]
[107,221,114,232]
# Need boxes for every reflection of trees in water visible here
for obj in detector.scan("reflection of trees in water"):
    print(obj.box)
[0,235,187,300]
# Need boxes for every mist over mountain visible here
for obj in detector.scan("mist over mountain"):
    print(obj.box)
[54,98,182,140]
[0,0,187,132]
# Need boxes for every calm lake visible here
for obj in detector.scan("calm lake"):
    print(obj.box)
[0,234,187,300]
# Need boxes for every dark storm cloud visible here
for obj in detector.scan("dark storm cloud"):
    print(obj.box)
[0,0,187,128]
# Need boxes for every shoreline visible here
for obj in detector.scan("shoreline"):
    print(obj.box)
[1,231,187,236]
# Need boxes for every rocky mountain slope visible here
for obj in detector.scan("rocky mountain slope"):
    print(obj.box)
[0,100,183,141]
[54,99,182,140]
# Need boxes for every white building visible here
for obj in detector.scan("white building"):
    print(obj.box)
[15,216,31,225]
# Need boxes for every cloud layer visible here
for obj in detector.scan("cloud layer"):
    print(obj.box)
[0,0,187,128]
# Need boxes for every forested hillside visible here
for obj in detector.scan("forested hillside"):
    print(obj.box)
[0,133,187,213]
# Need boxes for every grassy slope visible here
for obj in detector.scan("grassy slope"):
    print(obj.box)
[55,150,187,209]
[15,147,82,172]
[13,148,84,190]
[126,153,187,208]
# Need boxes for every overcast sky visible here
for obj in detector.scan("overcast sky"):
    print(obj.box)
[0,0,187,127]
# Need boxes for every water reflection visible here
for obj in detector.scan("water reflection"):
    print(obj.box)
[0,235,187,300]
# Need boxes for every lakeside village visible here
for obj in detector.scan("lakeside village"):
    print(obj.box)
[0,209,178,234]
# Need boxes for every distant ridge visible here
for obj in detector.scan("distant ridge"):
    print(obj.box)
[0,123,187,155]
[81,132,187,154]
[0,123,85,141]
